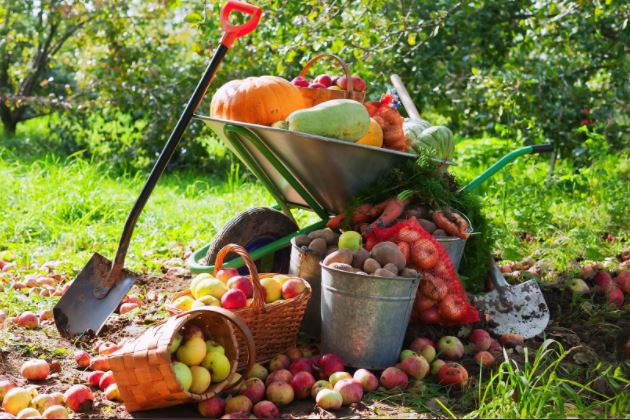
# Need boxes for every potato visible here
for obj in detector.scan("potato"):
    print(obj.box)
[401,268,419,278]
[374,268,396,278]
[323,249,353,266]
[352,248,370,269]
[370,241,405,270]
[328,263,355,272]
[418,218,437,233]
[322,229,340,245]
[363,258,381,274]
[432,229,447,237]
[294,234,311,247]
[383,263,399,275]
[308,238,327,257]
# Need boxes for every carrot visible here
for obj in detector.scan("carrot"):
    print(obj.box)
[326,203,374,229]
[432,210,469,239]
[326,213,345,229]
[368,197,409,230]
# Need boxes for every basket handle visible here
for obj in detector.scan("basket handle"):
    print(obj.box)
[298,53,354,98]
[175,305,256,385]
[213,244,266,313]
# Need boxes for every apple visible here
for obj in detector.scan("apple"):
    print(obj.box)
[0,380,15,400]
[252,400,279,418]
[169,333,183,354]
[286,347,302,361]
[289,357,313,375]
[227,276,253,298]
[616,271,630,294]
[193,279,228,300]
[172,295,195,311]
[418,345,436,363]
[410,337,436,353]
[272,274,290,286]
[225,395,252,414]
[190,366,212,394]
[350,75,366,92]
[265,369,292,386]
[238,378,265,404]
[191,273,213,291]
[104,384,120,401]
[314,74,332,87]
[333,379,363,405]
[88,371,105,387]
[260,278,281,303]
[281,279,306,300]
[317,353,344,379]
[379,367,408,390]
[201,351,231,383]
[329,371,352,387]
[16,407,40,418]
[353,369,378,392]
[308,82,327,89]
[399,349,415,361]
[42,405,69,419]
[198,396,226,417]
[431,359,446,376]
[206,340,225,355]
[265,381,294,406]
[291,76,309,87]
[399,355,430,379]
[184,324,205,340]
[74,350,90,368]
[16,312,38,329]
[315,389,343,411]
[221,289,247,309]
[269,354,289,371]
[437,362,469,388]
[89,356,110,371]
[468,329,492,351]
[290,371,315,400]
[607,286,624,306]
[38,309,53,321]
[20,359,49,381]
[2,388,32,415]
[216,268,240,284]
[338,231,362,251]
[48,392,64,406]
[311,380,332,399]
[246,363,268,381]
[474,351,495,367]
[119,302,139,314]
[567,278,590,295]
[98,341,120,356]
[177,336,207,366]
[499,333,524,348]
[193,295,221,308]
[437,336,465,360]
[63,385,94,412]
[172,361,193,391]
[594,271,613,294]
[99,371,116,391]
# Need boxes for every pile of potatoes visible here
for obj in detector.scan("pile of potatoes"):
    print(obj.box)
[294,229,341,260]
[323,242,418,279]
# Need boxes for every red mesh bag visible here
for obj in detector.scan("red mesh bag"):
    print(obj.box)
[365,218,479,327]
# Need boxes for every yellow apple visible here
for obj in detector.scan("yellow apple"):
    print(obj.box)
[206,340,225,355]
[190,273,213,293]
[172,295,195,312]
[172,362,193,391]
[192,279,228,300]
[260,278,282,303]
[176,336,207,366]
[272,274,290,286]
[201,352,231,383]
[2,387,32,415]
[189,366,212,394]
[191,295,221,308]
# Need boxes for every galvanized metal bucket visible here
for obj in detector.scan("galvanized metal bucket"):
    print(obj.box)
[320,264,420,369]
[289,239,322,339]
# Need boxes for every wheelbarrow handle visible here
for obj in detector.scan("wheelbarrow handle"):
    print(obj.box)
[458,144,553,194]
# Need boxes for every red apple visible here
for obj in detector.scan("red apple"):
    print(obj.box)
[87,371,105,387]
[474,351,495,367]
[350,75,366,92]
[607,286,624,307]
[290,371,315,400]
[286,347,302,361]
[252,400,279,418]
[616,271,630,294]
[289,357,313,376]
[437,362,468,388]
[291,77,309,87]
[437,336,465,360]
[333,379,363,405]
[227,276,253,299]
[499,333,524,348]
[594,271,613,294]
[217,268,240,284]
[38,309,53,321]
[317,353,344,379]
[488,339,503,357]
[119,302,139,314]
[238,378,265,404]
[99,371,116,391]
[74,350,90,368]
[308,82,326,89]
[399,355,430,379]
[20,359,49,381]
[89,356,110,371]
[265,369,292,386]
[268,354,289,372]
[98,342,120,356]
[16,312,38,329]
[353,369,378,392]
[63,385,94,412]
[410,337,435,353]
[198,396,226,417]
[265,381,294,406]
[379,367,408,390]
[281,278,306,299]
[225,395,252,415]
[221,289,247,309]
[468,329,492,351]
[314,74,332,87]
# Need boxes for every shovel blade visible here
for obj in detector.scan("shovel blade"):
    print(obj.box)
[53,253,137,338]
[472,280,549,339]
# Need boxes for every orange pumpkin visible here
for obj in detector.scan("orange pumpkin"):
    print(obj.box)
[210,76,307,126]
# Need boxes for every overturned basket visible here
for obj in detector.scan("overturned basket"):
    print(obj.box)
[167,244,311,366]
[109,306,255,412]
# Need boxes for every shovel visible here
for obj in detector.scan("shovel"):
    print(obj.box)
[53,0,262,339]
[472,261,549,339]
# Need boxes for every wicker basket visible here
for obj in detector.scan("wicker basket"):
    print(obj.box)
[108,306,255,412]
[166,244,311,366]
[296,53,366,107]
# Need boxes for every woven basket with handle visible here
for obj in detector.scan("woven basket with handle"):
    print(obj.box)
[296,53,366,107]
[108,306,255,412]
[166,243,311,366]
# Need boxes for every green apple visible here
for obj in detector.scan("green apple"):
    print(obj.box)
[176,336,207,366]
[172,362,193,391]
[190,273,213,294]
[260,278,282,303]
[206,340,225,355]
[400,349,416,361]
[329,371,352,387]
[192,279,228,300]
[201,352,231,383]
[190,366,212,394]
[172,295,195,312]
[169,333,183,354]
[338,231,362,251]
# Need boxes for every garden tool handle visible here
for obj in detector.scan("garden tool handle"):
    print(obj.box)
[220,0,262,49]
[532,143,553,153]
[390,74,422,120]
[95,3,260,299]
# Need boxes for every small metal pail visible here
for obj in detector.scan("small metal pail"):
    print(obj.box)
[289,239,322,338]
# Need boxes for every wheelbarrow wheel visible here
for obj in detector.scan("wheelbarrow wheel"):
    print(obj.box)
[203,207,298,274]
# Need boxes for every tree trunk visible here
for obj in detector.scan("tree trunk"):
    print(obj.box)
[0,103,18,135]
